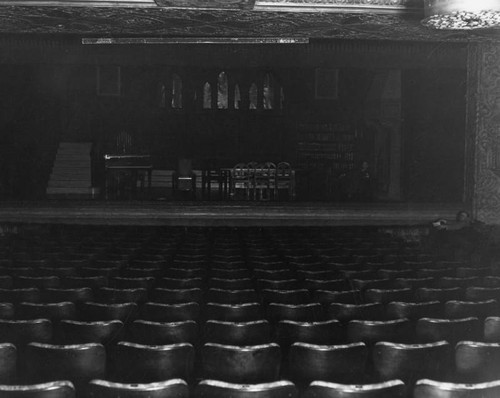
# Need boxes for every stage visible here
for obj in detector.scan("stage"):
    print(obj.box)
[0,201,464,227]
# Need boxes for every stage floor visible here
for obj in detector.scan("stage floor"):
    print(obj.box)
[0,201,465,227]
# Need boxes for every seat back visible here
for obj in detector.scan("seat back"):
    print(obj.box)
[0,381,75,398]
[414,379,500,398]
[201,342,281,383]
[302,380,405,398]
[195,379,298,398]
[0,319,52,346]
[128,320,198,345]
[57,320,124,345]
[277,320,344,348]
[416,317,481,345]
[204,320,271,345]
[88,379,189,398]
[289,342,368,385]
[455,341,500,382]
[347,319,412,344]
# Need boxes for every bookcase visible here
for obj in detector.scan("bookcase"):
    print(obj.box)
[296,120,358,200]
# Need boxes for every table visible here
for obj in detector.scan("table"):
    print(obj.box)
[104,154,153,200]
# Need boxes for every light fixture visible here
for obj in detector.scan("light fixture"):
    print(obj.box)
[422,0,500,29]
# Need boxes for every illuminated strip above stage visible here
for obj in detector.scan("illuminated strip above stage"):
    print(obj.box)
[82,37,309,44]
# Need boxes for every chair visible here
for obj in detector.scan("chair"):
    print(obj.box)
[445,299,499,319]
[347,319,413,345]
[0,303,14,319]
[57,320,123,345]
[111,277,155,290]
[141,302,200,322]
[364,288,414,304]
[0,381,75,398]
[204,320,271,345]
[314,290,362,305]
[43,288,93,303]
[201,342,281,383]
[394,277,435,290]
[373,341,452,384]
[267,303,322,323]
[205,302,263,322]
[277,320,344,348]
[61,276,108,289]
[17,302,76,323]
[128,320,198,345]
[88,378,188,398]
[302,380,406,398]
[416,317,482,344]
[230,163,251,200]
[206,289,259,304]
[210,278,254,290]
[195,379,298,398]
[97,287,148,304]
[0,288,41,303]
[455,341,500,382]
[257,279,301,291]
[275,162,294,200]
[111,341,194,383]
[416,287,463,302]
[414,379,500,398]
[25,342,106,392]
[0,319,52,346]
[466,286,500,301]
[484,316,500,342]
[327,303,386,322]
[252,162,276,201]
[289,342,368,385]
[438,276,480,289]
[151,288,203,304]
[79,302,138,323]
[386,301,442,321]
[158,277,203,289]
[172,158,196,200]
[0,343,16,383]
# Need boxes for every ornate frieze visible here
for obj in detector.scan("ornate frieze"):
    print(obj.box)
[472,42,500,223]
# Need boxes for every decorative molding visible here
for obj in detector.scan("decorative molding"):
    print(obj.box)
[472,42,500,224]
[0,6,497,42]
[155,0,255,9]
[255,0,422,14]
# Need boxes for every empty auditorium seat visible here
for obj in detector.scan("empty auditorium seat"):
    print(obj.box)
[0,288,41,303]
[373,341,452,384]
[0,380,76,398]
[277,319,344,347]
[414,379,500,398]
[347,319,412,344]
[25,342,106,392]
[206,288,259,304]
[204,320,271,345]
[111,342,194,383]
[141,302,200,322]
[0,343,16,383]
[416,317,482,344]
[386,301,442,321]
[88,378,189,398]
[445,299,499,319]
[195,379,298,398]
[15,276,60,289]
[201,342,281,383]
[158,277,204,289]
[111,276,155,290]
[484,316,500,342]
[267,303,322,323]
[209,278,254,290]
[79,302,138,323]
[0,303,14,319]
[204,302,263,322]
[314,290,362,305]
[261,289,310,304]
[416,287,463,302]
[302,379,406,398]
[327,303,386,322]
[289,342,368,385]
[57,320,123,345]
[128,320,198,345]
[0,319,52,346]
[455,341,500,382]
[43,288,93,303]
[151,288,203,304]
[17,302,76,323]
[466,286,500,301]
[61,276,108,289]
[364,288,414,304]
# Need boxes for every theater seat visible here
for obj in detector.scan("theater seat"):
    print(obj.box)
[277,319,344,348]
[201,342,281,383]
[57,320,124,345]
[111,341,194,383]
[88,378,189,398]
[0,343,16,383]
[414,379,500,398]
[373,341,452,385]
[204,303,263,322]
[289,342,368,385]
[25,342,106,393]
[204,320,272,345]
[347,319,412,345]
[0,380,75,398]
[416,317,482,345]
[128,320,198,345]
[455,341,500,382]
[302,379,406,398]
[194,379,298,398]
[0,319,52,346]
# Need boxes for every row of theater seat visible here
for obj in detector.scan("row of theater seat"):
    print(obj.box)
[0,337,499,395]
[0,226,494,397]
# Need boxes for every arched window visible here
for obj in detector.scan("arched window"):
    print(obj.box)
[159,83,166,108]
[249,83,258,110]
[203,82,212,109]
[263,73,274,110]
[171,74,182,109]
[234,84,241,109]
[217,71,228,109]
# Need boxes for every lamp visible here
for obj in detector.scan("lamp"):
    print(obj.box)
[422,0,500,29]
